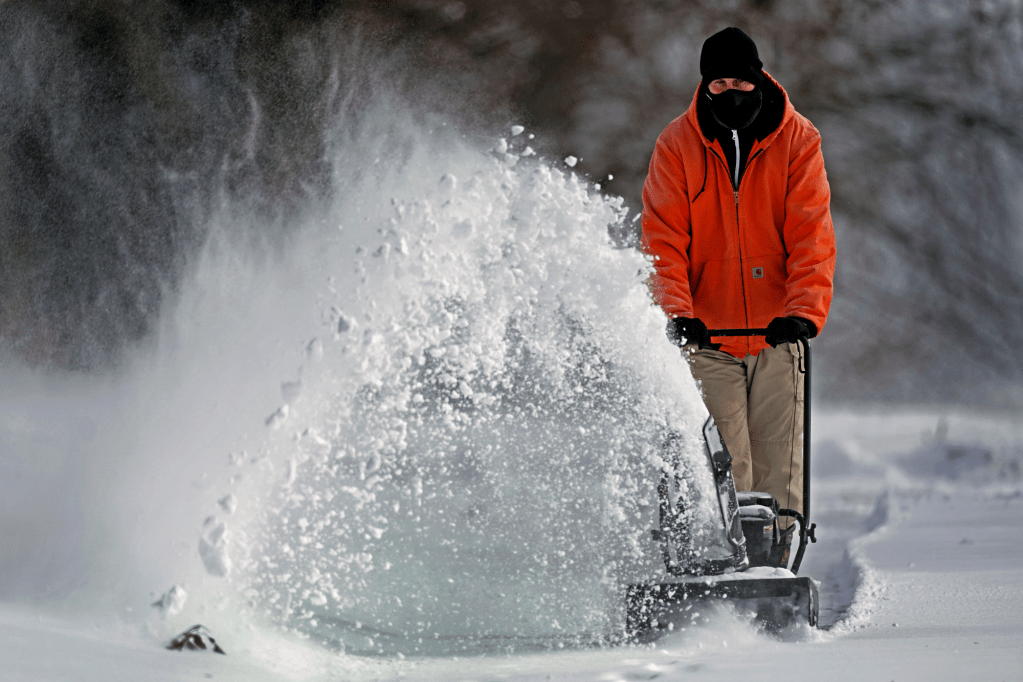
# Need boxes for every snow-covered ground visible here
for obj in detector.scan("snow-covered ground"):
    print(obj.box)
[3,409,1021,681]
[2,127,1021,680]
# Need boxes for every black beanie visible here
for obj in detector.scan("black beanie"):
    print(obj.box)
[700,27,764,87]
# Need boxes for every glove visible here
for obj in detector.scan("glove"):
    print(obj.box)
[764,316,812,347]
[669,317,716,350]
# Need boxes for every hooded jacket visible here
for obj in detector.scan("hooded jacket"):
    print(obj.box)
[641,72,836,358]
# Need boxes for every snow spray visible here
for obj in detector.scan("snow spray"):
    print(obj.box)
[198,109,726,655]
[0,98,720,655]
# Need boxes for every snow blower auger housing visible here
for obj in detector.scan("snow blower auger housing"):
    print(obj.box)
[626,332,818,636]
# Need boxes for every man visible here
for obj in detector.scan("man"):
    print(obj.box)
[641,27,836,554]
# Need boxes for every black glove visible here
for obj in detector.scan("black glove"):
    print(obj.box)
[669,317,716,350]
[764,316,813,347]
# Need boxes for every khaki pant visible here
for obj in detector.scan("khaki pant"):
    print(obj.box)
[686,343,804,523]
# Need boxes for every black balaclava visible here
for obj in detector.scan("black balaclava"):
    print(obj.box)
[700,27,764,131]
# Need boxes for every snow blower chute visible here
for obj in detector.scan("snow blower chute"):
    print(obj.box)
[626,331,818,636]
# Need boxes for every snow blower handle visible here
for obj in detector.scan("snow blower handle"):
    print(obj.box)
[706,329,816,575]
[704,328,769,337]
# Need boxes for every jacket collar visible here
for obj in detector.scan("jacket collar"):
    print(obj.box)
[686,70,794,152]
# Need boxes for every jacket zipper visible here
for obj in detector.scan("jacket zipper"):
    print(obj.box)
[709,140,766,344]
[731,129,741,189]
[734,147,765,341]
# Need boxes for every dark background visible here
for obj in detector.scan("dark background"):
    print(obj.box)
[2,0,1021,406]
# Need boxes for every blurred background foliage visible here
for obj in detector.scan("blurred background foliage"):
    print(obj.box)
[1,0,1022,406]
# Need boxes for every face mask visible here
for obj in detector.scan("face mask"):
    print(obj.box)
[706,87,763,130]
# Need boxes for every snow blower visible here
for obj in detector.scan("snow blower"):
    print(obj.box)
[626,331,818,636]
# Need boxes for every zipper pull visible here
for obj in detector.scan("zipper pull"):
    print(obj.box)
[734,190,739,206]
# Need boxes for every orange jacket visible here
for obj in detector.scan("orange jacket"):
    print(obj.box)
[641,73,836,358]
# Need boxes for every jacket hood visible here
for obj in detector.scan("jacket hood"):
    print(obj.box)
[686,71,794,150]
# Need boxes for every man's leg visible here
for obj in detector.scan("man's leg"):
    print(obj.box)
[747,343,804,523]
[686,347,753,491]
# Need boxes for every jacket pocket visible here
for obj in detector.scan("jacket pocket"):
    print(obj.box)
[691,257,744,326]
[745,253,786,329]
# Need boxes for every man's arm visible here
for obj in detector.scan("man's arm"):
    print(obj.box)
[782,130,836,335]
[641,133,694,318]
